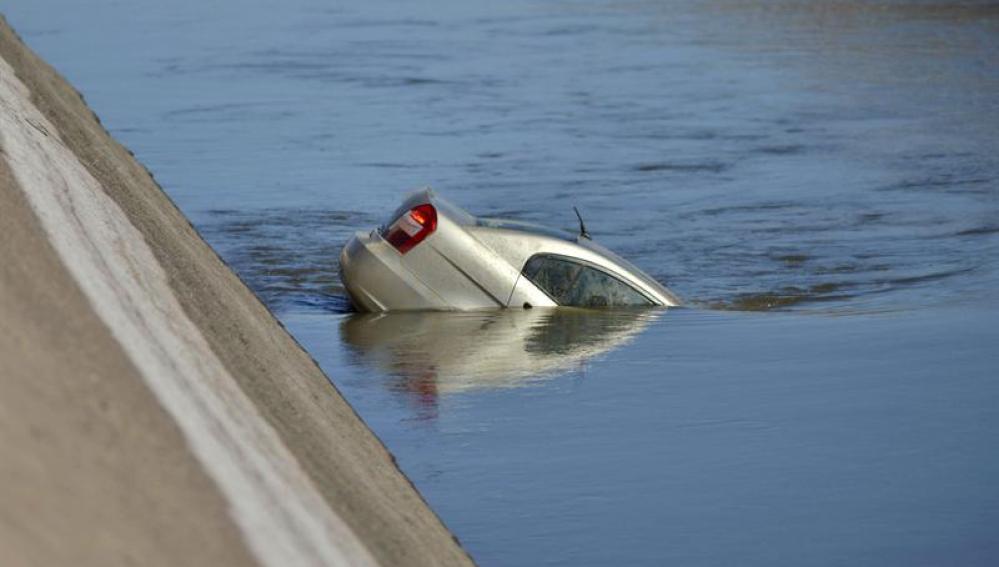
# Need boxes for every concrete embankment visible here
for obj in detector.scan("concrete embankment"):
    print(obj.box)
[0,16,474,567]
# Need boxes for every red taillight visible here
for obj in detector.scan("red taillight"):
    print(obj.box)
[382,204,437,254]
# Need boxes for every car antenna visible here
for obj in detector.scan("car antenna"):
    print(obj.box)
[573,206,591,240]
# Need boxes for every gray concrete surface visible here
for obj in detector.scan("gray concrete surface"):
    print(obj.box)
[0,15,474,567]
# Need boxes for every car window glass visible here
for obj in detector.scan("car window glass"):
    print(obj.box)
[523,255,651,307]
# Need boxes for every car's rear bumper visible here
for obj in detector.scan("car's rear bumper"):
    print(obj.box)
[339,231,450,311]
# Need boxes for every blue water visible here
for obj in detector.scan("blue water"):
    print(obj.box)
[5,1,998,565]
[291,306,999,566]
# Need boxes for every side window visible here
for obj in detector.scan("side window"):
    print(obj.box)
[522,255,652,307]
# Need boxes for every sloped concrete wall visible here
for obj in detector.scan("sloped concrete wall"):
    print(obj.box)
[0,15,474,567]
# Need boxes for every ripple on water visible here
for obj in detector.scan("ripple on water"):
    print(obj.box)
[199,208,375,313]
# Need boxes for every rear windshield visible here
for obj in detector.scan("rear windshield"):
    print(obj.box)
[522,254,652,307]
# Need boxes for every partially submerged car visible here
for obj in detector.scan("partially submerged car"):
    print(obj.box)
[339,189,681,311]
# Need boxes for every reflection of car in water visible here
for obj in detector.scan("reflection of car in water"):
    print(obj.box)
[339,189,681,311]
[340,308,661,399]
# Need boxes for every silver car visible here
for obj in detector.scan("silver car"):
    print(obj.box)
[339,189,681,311]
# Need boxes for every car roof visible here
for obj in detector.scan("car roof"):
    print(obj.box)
[475,217,576,242]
